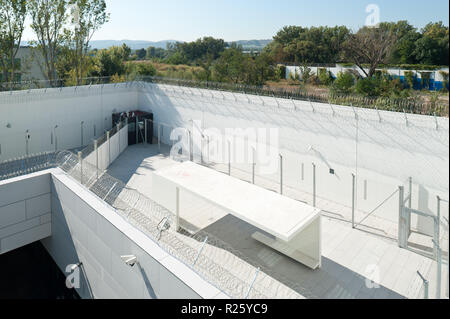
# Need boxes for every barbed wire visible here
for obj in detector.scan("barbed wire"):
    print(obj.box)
[1,75,447,116]
[56,150,312,299]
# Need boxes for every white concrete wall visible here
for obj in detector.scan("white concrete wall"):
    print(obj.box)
[0,83,138,161]
[42,169,225,299]
[85,125,129,171]
[0,171,52,254]
[138,83,449,235]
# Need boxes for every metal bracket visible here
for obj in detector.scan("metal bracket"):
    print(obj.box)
[157,217,171,241]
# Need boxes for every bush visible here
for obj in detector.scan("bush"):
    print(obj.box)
[420,72,432,89]
[136,63,157,76]
[355,78,378,96]
[331,71,354,94]
[439,71,449,92]
[404,71,415,89]
[318,68,333,86]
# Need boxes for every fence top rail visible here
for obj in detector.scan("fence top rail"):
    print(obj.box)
[1,75,448,117]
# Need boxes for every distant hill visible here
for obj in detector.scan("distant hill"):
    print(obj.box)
[89,40,179,50]
[229,39,272,51]
[21,39,273,51]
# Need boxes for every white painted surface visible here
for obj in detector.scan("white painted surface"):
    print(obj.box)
[0,83,138,161]
[0,171,52,254]
[43,169,226,299]
[152,161,321,269]
[106,145,442,299]
[85,124,129,171]
[154,161,320,242]
[138,82,449,236]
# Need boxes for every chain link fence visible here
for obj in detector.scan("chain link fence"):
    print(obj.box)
[56,149,312,299]
[0,152,58,181]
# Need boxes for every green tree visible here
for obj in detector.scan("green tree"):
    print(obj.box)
[29,0,67,83]
[331,71,354,94]
[0,0,27,85]
[135,48,146,60]
[271,25,349,63]
[212,45,247,83]
[91,45,130,77]
[413,22,449,65]
[342,27,397,78]
[68,0,109,83]
[380,21,420,64]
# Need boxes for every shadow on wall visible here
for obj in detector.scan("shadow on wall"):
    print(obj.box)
[41,191,94,299]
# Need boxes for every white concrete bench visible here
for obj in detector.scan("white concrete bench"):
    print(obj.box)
[152,161,322,270]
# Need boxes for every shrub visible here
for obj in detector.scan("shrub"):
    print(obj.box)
[276,65,286,80]
[420,72,432,89]
[355,78,378,96]
[331,71,354,94]
[404,71,415,89]
[136,63,157,76]
[318,68,333,86]
[439,71,449,92]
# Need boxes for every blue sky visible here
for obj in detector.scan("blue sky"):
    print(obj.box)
[22,0,449,42]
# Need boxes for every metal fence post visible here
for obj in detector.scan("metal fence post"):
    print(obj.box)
[417,271,429,299]
[81,121,84,147]
[279,154,283,195]
[252,147,256,185]
[144,120,148,144]
[135,116,139,144]
[407,177,412,235]
[352,173,356,228]
[228,140,231,176]
[312,163,316,207]
[78,151,83,185]
[158,124,161,152]
[207,135,210,163]
[94,140,98,179]
[398,186,407,248]
[434,239,442,299]
[54,126,58,151]
[175,187,180,232]
[117,123,121,154]
[107,131,111,166]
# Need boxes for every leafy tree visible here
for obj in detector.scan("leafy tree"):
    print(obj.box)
[413,22,449,65]
[29,0,67,83]
[380,21,420,64]
[146,46,167,60]
[168,37,226,65]
[331,71,354,94]
[91,45,130,77]
[212,45,245,83]
[0,0,27,85]
[318,68,333,85]
[68,0,109,83]
[271,25,349,63]
[136,48,146,60]
[355,77,378,96]
[342,27,397,78]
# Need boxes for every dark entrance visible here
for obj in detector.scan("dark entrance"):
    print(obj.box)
[112,111,153,146]
[0,242,80,299]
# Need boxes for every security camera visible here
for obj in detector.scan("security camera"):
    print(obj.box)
[121,255,138,267]
[70,263,82,271]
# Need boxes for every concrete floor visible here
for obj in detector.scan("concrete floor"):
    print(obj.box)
[106,144,442,299]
